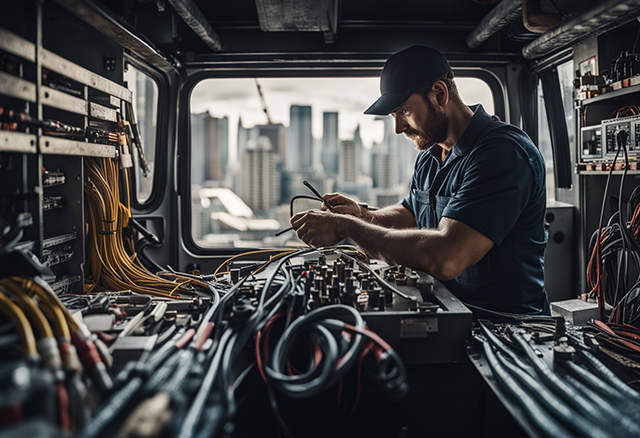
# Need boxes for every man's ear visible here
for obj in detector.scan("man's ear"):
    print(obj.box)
[432,81,449,107]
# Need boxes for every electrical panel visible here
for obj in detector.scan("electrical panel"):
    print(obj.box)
[0,24,131,295]
[602,114,640,158]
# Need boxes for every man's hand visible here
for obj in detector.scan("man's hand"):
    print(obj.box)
[290,210,350,248]
[321,193,370,220]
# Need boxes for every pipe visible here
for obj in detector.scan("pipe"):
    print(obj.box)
[52,0,176,74]
[467,0,525,49]
[523,0,640,59]
[166,0,223,52]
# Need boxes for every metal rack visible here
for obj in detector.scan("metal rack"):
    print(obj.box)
[576,76,640,295]
[0,24,130,293]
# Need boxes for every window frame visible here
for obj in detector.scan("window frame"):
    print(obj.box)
[124,53,170,212]
[529,50,575,200]
[178,65,507,256]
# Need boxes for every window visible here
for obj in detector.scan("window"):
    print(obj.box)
[124,63,158,203]
[537,59,576,203]
[190,76,494,248]
[557,60,576,166]
[537,81,556,202]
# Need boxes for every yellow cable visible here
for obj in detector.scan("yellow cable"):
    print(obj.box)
[38,302,71,341]
[252,250,300,276]
[0,279,54,339]
[84,158,201,297]
[169,279,191,296]
[0,286,37,356]
[213,249,298,277]
[16,277,80,333]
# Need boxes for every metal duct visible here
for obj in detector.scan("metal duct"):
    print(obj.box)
[166,0,222,52]
[467,0,524,49]
[52,0,176,73]
[522,0,640,59]
[255,0,338,31]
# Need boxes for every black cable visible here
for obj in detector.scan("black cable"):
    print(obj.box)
[575,347,640,401]
[265,305,367,399]
[136,239,166,274]
[561,360,631,403]
[175,329,233,438]
[561,372,640,436]
[617,134,630,304]
[478,323,534,374]
[179,250,313,438]
[510,330,633,435]
[480,338,578,438]
[338,252,415,302]
[77,377,144,438]
[595,144,622,319]
[492,347,606,438]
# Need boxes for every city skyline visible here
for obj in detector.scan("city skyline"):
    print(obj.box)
[191,76,494,163]
[190,77,495,246]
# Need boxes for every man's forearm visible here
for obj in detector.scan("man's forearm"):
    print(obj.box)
[362,204,417,229]
[342,215,444,276]
[339,214,494,281]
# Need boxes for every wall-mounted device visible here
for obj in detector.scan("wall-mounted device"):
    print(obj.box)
[602,115,639,158]
[580,125,602,161]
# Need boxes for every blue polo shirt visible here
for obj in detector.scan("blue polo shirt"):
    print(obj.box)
[401,104,549,315]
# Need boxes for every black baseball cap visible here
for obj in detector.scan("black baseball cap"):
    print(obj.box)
[364,46,452,116]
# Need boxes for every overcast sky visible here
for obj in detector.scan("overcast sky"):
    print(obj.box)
[190,77,494,162]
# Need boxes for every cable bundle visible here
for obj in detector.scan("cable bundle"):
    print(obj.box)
[586,117,640,326]
[611,105,639,119]
[84,158,201,298]
[0,276,113,432]
[258,304,407,430]
[477,322,640,438]
[79,248,408,438]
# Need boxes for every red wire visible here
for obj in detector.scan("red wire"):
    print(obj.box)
[56,381,71,431]
[588,229,608,294]
[255,330,267,382]
[255,311,285,382]
[350,341,375,419]
[596,223,605,320]
[312,336,322,366]
[342,323,392,352]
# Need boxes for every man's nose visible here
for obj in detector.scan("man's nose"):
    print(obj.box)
[394,116,407,134]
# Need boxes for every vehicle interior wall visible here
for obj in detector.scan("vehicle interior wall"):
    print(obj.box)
[3,0,640,299]
[5,2,640,437]
[164,1,530,275]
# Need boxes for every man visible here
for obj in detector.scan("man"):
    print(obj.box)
[290,45,549,315]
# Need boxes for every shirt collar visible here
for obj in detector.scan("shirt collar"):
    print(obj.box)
[427,104,492,160]
[452,104,492,156]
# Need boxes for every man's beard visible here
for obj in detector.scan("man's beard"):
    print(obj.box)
[404,101,449,151]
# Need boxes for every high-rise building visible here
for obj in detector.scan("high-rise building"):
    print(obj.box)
[287,105,313,171]
[376,116,414,186]
[240,136,280,213]
[321,112,339,175]
[237,117,248,164]
[250,123,287,161]
[135,74,157,199]
[191,114,206,186]
[191,112,229,185]
[376,152,398,189]
[339,140,358,183]
[219,117,229,176]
